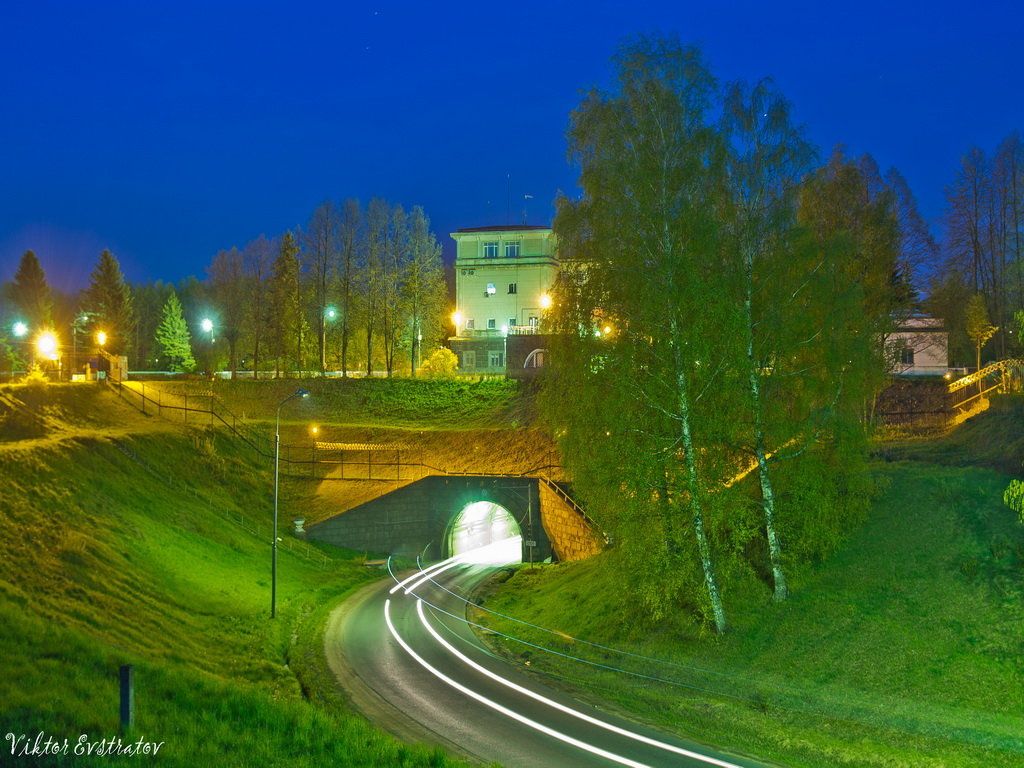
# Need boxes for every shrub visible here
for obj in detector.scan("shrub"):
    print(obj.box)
[419,348,458,377]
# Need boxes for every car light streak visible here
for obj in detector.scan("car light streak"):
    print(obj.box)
[415,599,747,768]
[384,597,654,768]
[390,555,463,595]
[390,538,520,596]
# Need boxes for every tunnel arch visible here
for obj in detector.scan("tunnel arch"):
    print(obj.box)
[445,500,523,563]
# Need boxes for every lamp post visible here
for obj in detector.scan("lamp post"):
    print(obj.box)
[272,388,310,618]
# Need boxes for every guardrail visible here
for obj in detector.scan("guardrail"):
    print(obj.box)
[947,358,1023,410]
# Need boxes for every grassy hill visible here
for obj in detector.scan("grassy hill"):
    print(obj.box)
[0,380,469,767]
[475,395,1024,768]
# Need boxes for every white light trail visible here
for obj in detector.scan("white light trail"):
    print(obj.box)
[415,600,747,768]
[384,598,654,768]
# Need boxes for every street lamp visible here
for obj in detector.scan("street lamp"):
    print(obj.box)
[272,388,310,619]
[96,330,107,348]
[36,332,58,360]
[12,321,28,338]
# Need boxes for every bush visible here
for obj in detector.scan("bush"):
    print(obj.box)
[420,348,458,377]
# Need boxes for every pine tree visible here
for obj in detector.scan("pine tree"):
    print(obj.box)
[81,250,136,355]
[10,250,54,330]
[154,290,196,372]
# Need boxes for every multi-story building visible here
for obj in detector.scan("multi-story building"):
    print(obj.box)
[449,225,557,373]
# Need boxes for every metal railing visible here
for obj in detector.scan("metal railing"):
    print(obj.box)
[103,378,601,542]
[947,359,1023,410]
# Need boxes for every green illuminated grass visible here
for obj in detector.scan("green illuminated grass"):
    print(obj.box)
[0,385,467,767]
[476,399,1024,768]
[157,376,528,429]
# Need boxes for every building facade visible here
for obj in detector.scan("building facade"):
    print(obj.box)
[888,315,949,376]
[449,225,557,373]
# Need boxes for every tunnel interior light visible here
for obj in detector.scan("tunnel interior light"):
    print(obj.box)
[447,501,522,564]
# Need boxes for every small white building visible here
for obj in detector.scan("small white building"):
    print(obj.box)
[449,225,557,373]
[888,315,948,376]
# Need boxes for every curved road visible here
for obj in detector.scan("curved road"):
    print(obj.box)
[325,546,774,768]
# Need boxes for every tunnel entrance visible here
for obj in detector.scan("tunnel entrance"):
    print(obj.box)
[446,501,523,564]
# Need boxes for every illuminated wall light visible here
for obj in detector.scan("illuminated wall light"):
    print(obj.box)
[539,293,552,309]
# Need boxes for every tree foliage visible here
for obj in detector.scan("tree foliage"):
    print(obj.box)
[545,35,899,632]
[154,290,196,372]
[965,293,998,372]
[81,250,135,355]
[10,250,53,330]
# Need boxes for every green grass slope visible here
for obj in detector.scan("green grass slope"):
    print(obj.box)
[0,383,464,767]
[476,397,1024,768]
[156,376,530,429]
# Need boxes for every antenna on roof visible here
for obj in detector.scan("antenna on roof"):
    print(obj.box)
[506,173,511,224]
[523,194,533,224]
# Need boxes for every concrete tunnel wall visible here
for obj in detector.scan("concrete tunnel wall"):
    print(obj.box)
[306,476,556,562]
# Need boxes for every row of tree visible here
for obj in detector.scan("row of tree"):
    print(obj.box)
[928,132,1024,365]
[544,36,909,633]
[1,199,449,378]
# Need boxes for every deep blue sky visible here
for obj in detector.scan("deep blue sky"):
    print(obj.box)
[1,0,1021,292]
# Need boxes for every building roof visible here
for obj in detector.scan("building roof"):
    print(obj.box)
[454,224,551,233]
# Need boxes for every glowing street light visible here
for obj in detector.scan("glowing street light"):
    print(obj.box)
[451,311,464,329]
[36,332,58,360]
[96,331,108,347]
[272,388,311,619]
[12,321,28,338]
[325,307,337,321]
[539,293,553,310]
[200,318,214,334]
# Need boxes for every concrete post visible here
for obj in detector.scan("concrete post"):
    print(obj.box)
[119,664,134,732]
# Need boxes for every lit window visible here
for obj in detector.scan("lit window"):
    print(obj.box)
[900,347,914,365]
[486,283,496,296]
[505,241,520,258]
[483,242,499,258]
[489,351,505,368]
[528,316,538,327]
[508,283,517,294]
[487,319,496,329]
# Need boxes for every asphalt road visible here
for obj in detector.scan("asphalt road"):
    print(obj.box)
[324,548,774,768]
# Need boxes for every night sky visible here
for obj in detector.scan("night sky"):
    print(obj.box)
[2,0,1021,292]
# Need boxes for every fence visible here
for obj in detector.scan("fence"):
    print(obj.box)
[105,378,565,482]
[878,359,1023,431]
[101,378,606,539]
